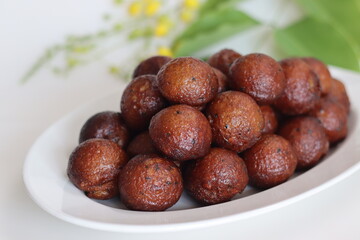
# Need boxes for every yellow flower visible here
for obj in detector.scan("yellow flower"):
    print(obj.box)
[128,1,142,16]
[145,0,161,16]
[155,22,170,37]
[157,46,173,57]
[184,0,199,9]
[180,10,194,23]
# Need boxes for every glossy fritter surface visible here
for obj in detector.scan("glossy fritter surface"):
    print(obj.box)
[149,104,212,161]
[67,139,128,200]
[79,111,130,148]
[208,49,242,76]
[230,53,286,104]
[274,58,321,115]
[183,148,248,205]
[243,134,297,189]
[260,105,278,134]
[327,78,350,113]
[212,67,229,93]
[309,98,348,143]
[121,74,167,131]
[132,55,172,78]
[279,116,329,170]
[127,131,157,158]
[206,91,264,152]
[157,57,218,106]
[119,154,183,211]
[302,57,332,96]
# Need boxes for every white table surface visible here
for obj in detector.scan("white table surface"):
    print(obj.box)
[1,0,360,239]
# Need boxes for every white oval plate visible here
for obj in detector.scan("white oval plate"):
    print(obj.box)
[23,67,360,233]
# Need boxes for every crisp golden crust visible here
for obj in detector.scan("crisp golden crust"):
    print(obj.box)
[157,57,218,106]
[243,134,297,189]
[183,148,248,205]
[206,91,264,152]
[132,55,172,79]
[230,53,286,104]
[149,104,212,161]
[79,111,130,148]
[67,139,128,200]
[274,58,321,115]
[279,116,329,170]
[121,74,167,131]
[119,154,183,211]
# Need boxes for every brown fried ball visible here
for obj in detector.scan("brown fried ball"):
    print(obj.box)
[212,67,229,93]
[207,49,242,76]
[132,55,172,79]
[157,57,218,106]
[302,57,332,96]
[119,154,183,211]
[149,104,212,161]
[309,98,348,143]
[120,74,167,131]
[183,148,248,205]
[243,134,297,189]
[79,111,130,148]
[279,116,329,170]
[206,91,264,152]
[127,131,157,158]
[67,139,128,200]
[327,78,350,113]
[274,58,321,115]
[260,105,278,134]
[230,53,286,104]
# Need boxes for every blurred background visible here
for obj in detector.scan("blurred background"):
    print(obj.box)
[6,0,360,84]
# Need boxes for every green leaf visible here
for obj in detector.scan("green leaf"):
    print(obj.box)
[172,8,258,57]
[296,0,360,55]
[275,17,360,71]
[198,0,239,16]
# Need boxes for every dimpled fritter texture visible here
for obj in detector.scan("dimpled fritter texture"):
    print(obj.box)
[243,134,297,189]
[212,67,229,93]
[149,104,212,161]
[230,53,286,104]
[279,116,329,170]
[121,74,167,131]
[127,131,157,158]
[327,78,350,113]
[208,49,242,76]
[206,91,264,152]
[274,58,321,115]
[157,57,218,106]
[183,148,248,205]
[302,57,332,96]
[79,111,130,148]
[260,105,278,134]
[67,139,128,200]
[119,154,183,211]
[309,98,348,144]
[132,56,172,79]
